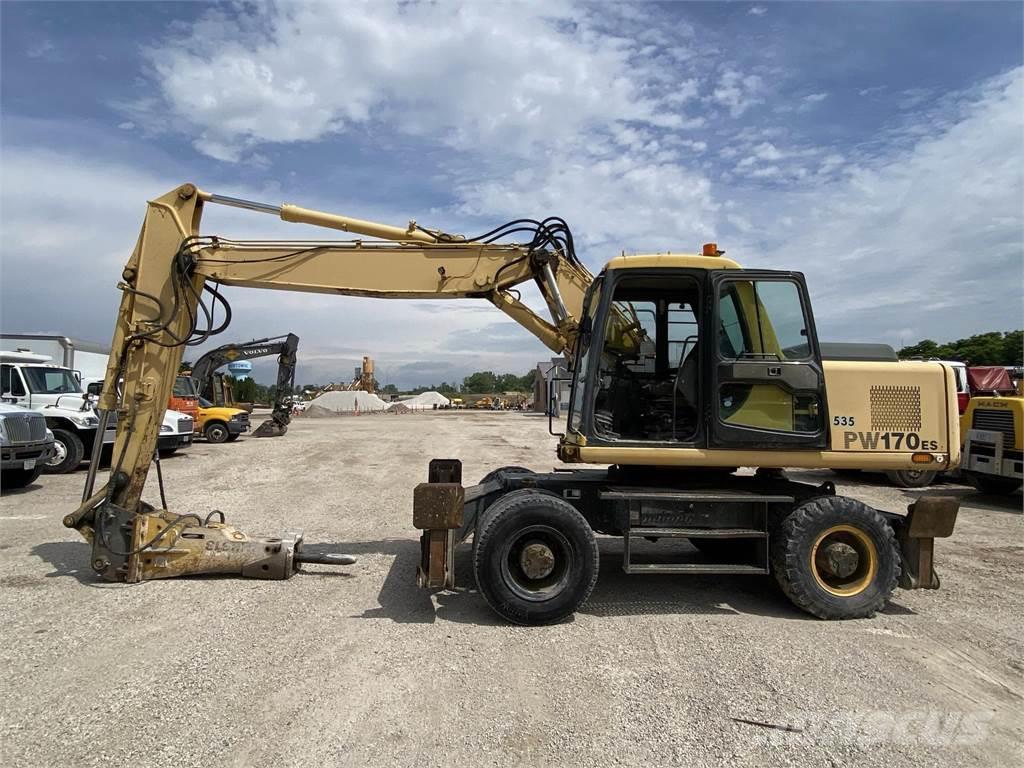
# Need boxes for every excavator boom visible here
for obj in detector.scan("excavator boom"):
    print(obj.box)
[190,333,300,437]
[68,184,592,583]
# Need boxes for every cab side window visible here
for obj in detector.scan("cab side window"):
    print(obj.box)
[715,278,821,435]
[1,365,26,397]
[718,280,810,361]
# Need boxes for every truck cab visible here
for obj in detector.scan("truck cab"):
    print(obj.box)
[1,351,105,474]
[83,378,194,459]
[196,396,250,443]
[960,367,1023,495]
[173,374,248,442]
[0,403,55,489]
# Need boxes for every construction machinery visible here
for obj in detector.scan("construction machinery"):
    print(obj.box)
[346,356,375,393]
[960,367,1022,495]
[66,185,961,624]
[188,334,300,437]
[306,356,375,398]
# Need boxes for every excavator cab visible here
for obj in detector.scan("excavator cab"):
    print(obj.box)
[565,261,827,453]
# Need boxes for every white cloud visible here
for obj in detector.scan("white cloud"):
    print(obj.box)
[732,67,1024,346]
[26,39,58,60]
[134,1,721,274]
[665,78,700,105]
[117,121,135,131]
[0,147,552,387]
[710,69,764,117]
[141,2,700,161]
[748,6,767,16]
[753,142,783,161]
[456,150,718,259]
[803,92,828,103]
[4,6,1021,385]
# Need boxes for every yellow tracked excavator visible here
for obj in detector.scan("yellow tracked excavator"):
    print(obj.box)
[65,185,960,624]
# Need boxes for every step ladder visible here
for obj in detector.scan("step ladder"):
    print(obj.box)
[600,488,792,576]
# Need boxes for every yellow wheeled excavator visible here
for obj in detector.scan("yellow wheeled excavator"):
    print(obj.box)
[65,184,960,624]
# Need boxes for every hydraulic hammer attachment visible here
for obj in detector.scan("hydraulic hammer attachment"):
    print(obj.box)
[894,496,959,590]
[64,496,354,583]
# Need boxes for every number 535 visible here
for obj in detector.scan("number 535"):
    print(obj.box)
[833,415,855,426]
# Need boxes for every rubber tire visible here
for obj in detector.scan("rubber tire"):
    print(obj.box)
[41,428,85,474]
[1,465,43,489]
[473,488,599,625]
[771,495,900,620]
[885,469,938,488]
[204,421,230,443]
[479,465,533,485]
[967,473,1022,495]
[225,434,241,442]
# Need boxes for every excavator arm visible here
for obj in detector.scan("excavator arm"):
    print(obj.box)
[190,333,300,437]
[66,184,593,583]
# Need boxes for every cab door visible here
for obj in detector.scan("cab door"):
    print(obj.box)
[708,270,827,449]
[0,365,29,407]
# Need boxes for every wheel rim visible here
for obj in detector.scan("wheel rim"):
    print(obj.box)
[499,524,574,602]
[810,524,878,597]
[47,439,68,467]
[208,425,226,441]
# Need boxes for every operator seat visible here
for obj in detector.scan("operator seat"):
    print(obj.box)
[672,341,700,439]
[676,341,700,409]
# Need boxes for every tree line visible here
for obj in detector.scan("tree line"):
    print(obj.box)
[380,369,538,396]
[178,362,541,404]
[897,330,1022,366]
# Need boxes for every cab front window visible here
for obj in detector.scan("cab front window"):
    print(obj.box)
[589,275,701,442]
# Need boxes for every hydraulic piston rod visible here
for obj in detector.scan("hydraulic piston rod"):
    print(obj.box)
[204,191,440,243]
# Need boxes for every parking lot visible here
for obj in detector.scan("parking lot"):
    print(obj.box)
[1,411,1021,767]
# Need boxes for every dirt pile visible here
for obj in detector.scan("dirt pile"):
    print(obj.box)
[395,391,451,410]
[299,404,338,418]
[310,390,390,412]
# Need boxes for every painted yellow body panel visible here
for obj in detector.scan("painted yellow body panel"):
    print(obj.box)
[605,253,741,271]
[569,360,959,472]
[823,360,956,458]
[723,383,793,430]
[575,446,949,470]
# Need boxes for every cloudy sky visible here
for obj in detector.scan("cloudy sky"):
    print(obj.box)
[1,1,1021,388]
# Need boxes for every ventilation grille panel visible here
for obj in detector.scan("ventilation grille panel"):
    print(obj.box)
[870,385,922,431]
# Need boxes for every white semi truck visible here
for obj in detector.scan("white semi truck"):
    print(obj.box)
[0,334,110,381]
[1,351,193,473]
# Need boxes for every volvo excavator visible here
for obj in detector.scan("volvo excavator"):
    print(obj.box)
[189,334,299,437]
[65,184,961,625]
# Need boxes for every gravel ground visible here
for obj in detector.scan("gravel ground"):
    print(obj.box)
[1,411,1021,767]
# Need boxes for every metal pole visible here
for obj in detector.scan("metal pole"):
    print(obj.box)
[81,409,111,501]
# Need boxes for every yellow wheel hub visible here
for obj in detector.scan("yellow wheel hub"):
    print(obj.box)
[810,524,878,597]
